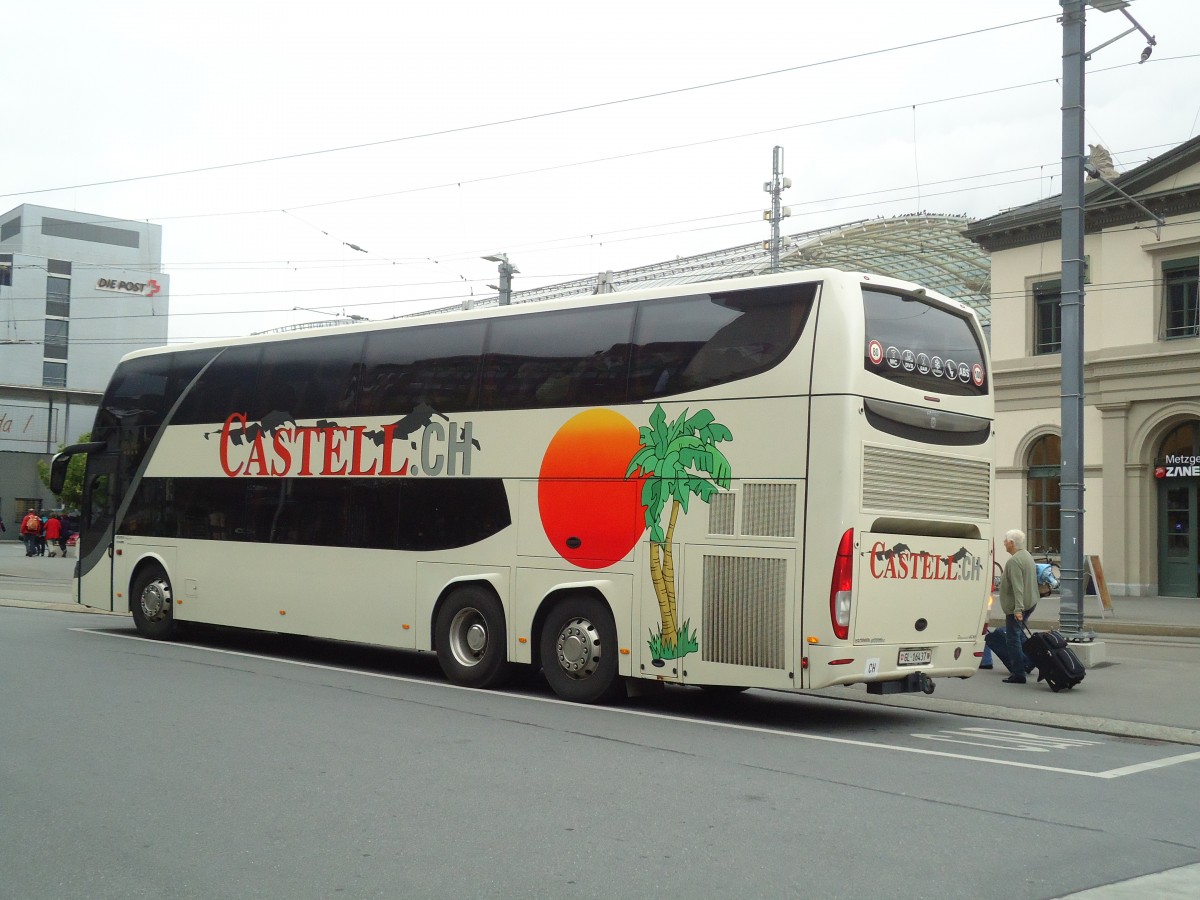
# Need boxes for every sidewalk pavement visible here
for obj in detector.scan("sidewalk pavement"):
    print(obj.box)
[1012,592,1200,639]
[821,592,1200,746]
[3,544,1199,746]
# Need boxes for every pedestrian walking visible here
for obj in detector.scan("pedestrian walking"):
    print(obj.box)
[994,528,1039,684]
[20,509,41,557]
[44,514,62,557]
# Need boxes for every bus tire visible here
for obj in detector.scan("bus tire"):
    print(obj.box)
[434,586,512,689]
[540,595,622,704]
[130,565,179,640]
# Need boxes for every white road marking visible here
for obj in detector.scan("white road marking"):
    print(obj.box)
[914,727,1104,752]
[73,628,1200,780]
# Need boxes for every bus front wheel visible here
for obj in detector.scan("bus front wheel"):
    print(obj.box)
[540,596,622,704]
[130,565,179,640]
[434,586,512,689]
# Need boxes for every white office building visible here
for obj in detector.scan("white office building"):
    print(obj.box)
[0,204,169,522]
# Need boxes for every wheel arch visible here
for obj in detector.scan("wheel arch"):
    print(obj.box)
[428,574,506,652]
[125,552,174,616]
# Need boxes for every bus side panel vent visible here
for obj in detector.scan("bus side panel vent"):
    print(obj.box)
[708,492,736,535]
[862,445,991,520]
[742,483,796,537]
[700,555,786,669]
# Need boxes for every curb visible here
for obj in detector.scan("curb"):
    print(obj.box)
[991,617,1200,640]
[811,689,1200,747]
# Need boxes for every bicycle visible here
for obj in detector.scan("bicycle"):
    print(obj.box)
[1032,547,1061,597]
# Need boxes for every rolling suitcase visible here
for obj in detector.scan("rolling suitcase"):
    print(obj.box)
[1022,627,1085,691]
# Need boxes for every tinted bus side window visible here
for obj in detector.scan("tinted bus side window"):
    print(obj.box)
[173,345,264,426]
[255,333,364,420]
[630,283,815,399]
[359,322,487,416]
[122,476,512,551]
[480,304,634,409]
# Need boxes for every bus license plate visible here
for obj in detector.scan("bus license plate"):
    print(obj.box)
[898,648,932,666]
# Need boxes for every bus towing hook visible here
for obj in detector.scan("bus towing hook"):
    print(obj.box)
[918,672,935,695]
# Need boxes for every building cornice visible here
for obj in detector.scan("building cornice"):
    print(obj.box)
[994,343,1200,407]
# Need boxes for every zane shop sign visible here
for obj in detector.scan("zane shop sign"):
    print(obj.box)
[1155,455,1200,479]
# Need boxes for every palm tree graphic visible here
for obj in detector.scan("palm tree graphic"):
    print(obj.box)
[625,404,733,661]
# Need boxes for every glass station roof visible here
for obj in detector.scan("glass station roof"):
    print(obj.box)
[446,213,991,326]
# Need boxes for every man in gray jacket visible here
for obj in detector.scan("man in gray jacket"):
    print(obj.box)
[998,528,1039,684]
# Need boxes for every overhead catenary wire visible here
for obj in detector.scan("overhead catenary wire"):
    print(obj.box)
[0,13,1059,202]
[1,137,1183,280]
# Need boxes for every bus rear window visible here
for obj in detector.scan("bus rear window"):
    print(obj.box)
[862,288,986,396]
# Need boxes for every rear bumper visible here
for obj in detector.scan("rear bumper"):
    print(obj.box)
[805,641,981,689]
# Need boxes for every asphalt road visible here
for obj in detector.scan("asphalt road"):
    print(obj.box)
[3,605,1198,900]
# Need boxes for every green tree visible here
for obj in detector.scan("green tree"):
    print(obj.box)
[625,405,732,659]
[36,431,91,510]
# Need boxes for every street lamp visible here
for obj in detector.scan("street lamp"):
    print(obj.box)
[482,253,519,306]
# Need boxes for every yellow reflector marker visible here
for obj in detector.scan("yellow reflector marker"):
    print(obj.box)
[518,637,527,644]
[279,610,286,616]
[620,648,630,655]
[402,624,410,630]
[806,636,820,644]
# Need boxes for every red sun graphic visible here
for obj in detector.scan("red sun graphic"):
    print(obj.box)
[539,408,647,568]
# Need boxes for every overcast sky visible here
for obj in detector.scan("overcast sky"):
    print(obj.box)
[4,1,1198,343]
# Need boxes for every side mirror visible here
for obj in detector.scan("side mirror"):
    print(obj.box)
[49,441,106,494]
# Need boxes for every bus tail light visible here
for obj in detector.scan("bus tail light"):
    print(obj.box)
[830,528,854,640]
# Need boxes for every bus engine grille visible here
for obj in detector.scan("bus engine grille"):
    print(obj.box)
[861,445,991,520]
[701,555,787,669]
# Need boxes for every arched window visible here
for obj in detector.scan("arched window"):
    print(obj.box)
[1159,421,1200,462]
[1027,434,1061,553]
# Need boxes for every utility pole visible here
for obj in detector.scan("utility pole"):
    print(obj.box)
[1059,0,1088,638]
[763,146,792,272]
[1058,0,1156,639]
[483,253,518,306]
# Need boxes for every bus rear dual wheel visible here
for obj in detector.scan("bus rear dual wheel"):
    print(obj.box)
[434,588,622,704]
[539,595,623,704]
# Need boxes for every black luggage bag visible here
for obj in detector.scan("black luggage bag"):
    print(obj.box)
[1022,628,1085,691]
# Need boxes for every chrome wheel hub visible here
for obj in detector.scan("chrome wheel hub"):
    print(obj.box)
[448,607,488,667]
[554,617,601,680]
[141,579,171,620]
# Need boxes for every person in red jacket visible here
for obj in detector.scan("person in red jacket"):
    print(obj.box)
[44,514,63,557]
[20,509,41,557]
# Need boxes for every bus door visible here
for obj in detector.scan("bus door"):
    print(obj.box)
[76,453,119,611]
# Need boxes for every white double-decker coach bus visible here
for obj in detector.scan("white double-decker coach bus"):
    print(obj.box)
[53,268,994,703]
